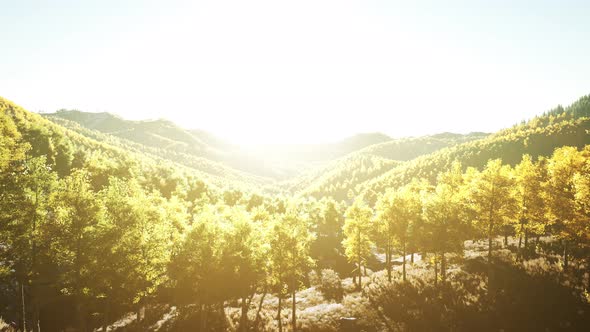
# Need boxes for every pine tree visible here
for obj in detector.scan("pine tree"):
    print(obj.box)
[48,170,106,332]
[423,162,468,284]
[268,201,314,332]
[468,159,517,268]
[342,199,373,288]
[546,147,584,268]
[514,155,547,254]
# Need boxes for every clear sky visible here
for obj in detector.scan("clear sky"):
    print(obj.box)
[1,0,589,144]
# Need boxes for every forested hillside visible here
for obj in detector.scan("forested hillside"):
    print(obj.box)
[44,115,274,191]
[355,132,488,161]
[45,111,394,180]
[357,95,590,204]
[2,94,590,332]
[286,132,488,201]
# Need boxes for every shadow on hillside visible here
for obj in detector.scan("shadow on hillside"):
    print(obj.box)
[367,256,590,332]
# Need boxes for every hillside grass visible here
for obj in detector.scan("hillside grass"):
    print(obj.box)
[111,235,590,332]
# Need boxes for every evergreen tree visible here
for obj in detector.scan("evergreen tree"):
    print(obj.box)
[468,159,517,268]
[342,199,373,287]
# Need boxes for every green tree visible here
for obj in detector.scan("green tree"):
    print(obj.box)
[423,162,467,285]
[468,159,517,269]
[342,199,373,288]
[389,184,423,282]
[0,157,56,332]
[267,202,314,332]
[220,206,267,332]
[168,205,225,330]
[546,146,585,268]
[310,198,346,273]
[48,170,106,332]
[514,155,547,253]
[573,153,590,247]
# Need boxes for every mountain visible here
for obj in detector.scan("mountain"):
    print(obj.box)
[4,94,590,332]
[34,94,590,203]
[358,132,489,161]
[44,110,395,180]
[284,132,488,201]
[356,95,590,204]
[45,109,217,155]
[1,97,273,198]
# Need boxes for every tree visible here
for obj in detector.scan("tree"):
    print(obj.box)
[310,198,346,273]
[546,147,584,268]
[573,153,590,247]
[48,170,106,332]
[423,162,468,285]
[220,206,267,332]
[468,159,517,270]
[0,156,56,332]
[342,199,373,288]
[100,178,183,330]
[514,155,547,253]
[389,183,423,282]
[267,202,314,332]
[374,192,396,283]
[168,205,225,331]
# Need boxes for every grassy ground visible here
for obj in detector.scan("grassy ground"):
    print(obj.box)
[106,236,590,331]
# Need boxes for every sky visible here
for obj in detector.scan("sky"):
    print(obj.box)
[1,0,589,144]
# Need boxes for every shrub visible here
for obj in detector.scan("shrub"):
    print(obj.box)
[318,269,344,302]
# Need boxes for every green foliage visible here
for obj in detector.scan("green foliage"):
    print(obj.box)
[2,93,590,331]
[422,162,470,281]
[359,94,590,205]
[342,199,373,287]
[289,132,485,201]
[317,269,344,302]
[514,155,547,244]
[468,159,517,263]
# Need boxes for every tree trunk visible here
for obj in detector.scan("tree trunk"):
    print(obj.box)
[441,252,446,283]
[31,188,40,332]
[102,301,109,332]
[291,290,296,332]
[402,240,406,282]
[518,234,522,249]
[32,297,40,332]
[21,282,27,332]
[504,233,508,247]
[136,307,142,330]
[201,304,207,332]
[75,232,86,332]
[77,302,86,332]
[254,292,267,329]
[239,296,248,332]
[358,260,362,289]
[488,225,493,265]
[434,254,438,287]
[411,252,414,264]
[524,231,529,248]
[563,240,569,269]
[386,244,392,282]
[277,296,282,332]
[357,228,362,289]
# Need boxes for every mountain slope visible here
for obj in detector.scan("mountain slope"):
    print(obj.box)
[285,132,488,201]
[45,111,395,180]
[2,97,272,195]
[43,115,274,191]
[357,95,590,203]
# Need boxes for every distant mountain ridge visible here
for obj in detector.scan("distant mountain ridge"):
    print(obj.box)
[42,110,500,190]
[7,93,589,200]
[357,94,590,204]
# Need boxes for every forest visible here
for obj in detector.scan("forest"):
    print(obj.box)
[1,94,590,332]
